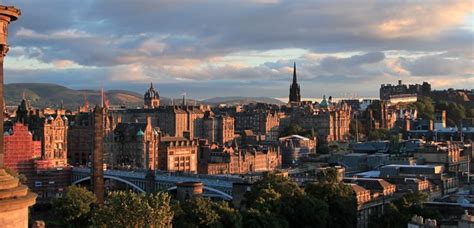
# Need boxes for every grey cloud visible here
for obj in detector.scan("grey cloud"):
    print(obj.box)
[401,55,473,76]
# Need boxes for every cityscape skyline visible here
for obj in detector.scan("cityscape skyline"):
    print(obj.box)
[1,0,472,98]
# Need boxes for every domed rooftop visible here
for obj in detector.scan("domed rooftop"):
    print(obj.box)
[319,95,328,108]
[144,82,159,99]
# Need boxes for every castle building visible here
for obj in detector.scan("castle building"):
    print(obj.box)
[144,82,160,108]
[379,80,431,101]
[289,62,301,103]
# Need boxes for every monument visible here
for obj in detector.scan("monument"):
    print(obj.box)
[0,5,37,227]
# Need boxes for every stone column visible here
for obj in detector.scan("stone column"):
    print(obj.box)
[0,5,37,228]
[92,106,105,205]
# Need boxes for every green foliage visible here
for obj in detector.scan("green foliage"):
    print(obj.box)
[404,97,435,120]
[317,137,330,154]
[52,185,96,226]
[305,180,357,228]
[280,123,316,138]
[174,198,242,228]
[244,173,335,228]
[435,101,469,127]
[369,192,441,228]
[467,108,474,118]
[368,128,390,141]
[92,191,173,228]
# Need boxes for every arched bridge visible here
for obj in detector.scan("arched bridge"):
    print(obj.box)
[72,167,240,200]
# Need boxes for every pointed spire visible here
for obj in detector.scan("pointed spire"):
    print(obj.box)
[150,82,154,89]
[101,86,104,108]
[293,62,297,84]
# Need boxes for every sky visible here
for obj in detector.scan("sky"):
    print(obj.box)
[2,0,473,99]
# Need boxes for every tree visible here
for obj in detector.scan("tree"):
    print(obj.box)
[369,192,441,227]
[280,123,316,138]
[52,185,96,227]
[92,191,173,227]
[244,173,328,228]
[368,128,390,141]
[305,169,357,228]
[173,198,242,228]
[317,137,330,154]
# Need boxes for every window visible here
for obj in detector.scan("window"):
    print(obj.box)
[35,181,42,187]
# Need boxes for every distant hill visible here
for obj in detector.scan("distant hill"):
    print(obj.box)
[202,96,284,105]
[5,83,145,109]
[4,83,284,109]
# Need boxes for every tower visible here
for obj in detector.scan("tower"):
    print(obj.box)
[289,62,301,103]
[144,82,160,108]
[92,105,105,205]
[0,5,37,227]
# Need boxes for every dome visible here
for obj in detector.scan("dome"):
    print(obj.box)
[137,129,145,136]
[319,95,328,108]
[62,116,68,121]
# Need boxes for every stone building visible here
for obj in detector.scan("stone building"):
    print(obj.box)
[344,177,396,197]
[156,105,210,139]
[67,112,92,166]
[109,117,159,170]
[379,80,431,101]
[15,100,69,167]
[282,101,352,142]
[414,142,468,174]
[198,144,281,174]
[186,106,205,139]
[235,110,281,142]
[144,82,160,108]
[159,136,198,173]
[202,111,235,145]
[279,134,316,167]
[4,123,41,173]
[366,100,396,130]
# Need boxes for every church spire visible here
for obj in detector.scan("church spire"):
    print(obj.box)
[289,62,301,103]
[293,62,297,84]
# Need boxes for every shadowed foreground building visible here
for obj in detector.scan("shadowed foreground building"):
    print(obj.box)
[0,5,36,227]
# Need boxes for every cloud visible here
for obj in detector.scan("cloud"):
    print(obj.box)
[401,54,473,76]
[1,0,472,98]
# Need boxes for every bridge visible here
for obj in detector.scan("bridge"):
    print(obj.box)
[72,167,242,200]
